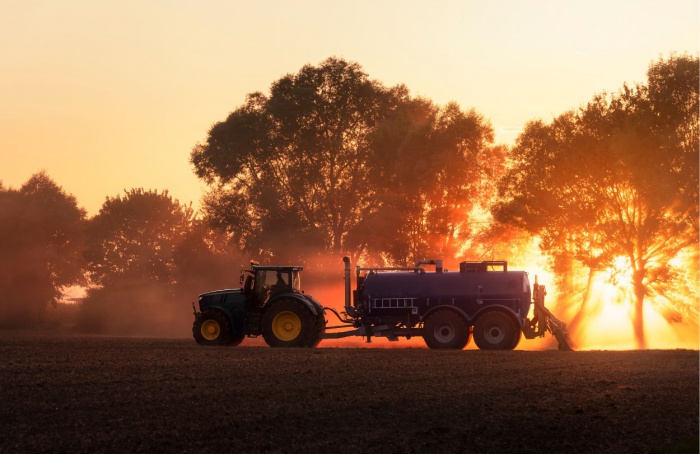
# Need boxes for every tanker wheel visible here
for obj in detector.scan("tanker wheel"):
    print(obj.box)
[423,310,471,349]
[509,327,522,350]
[473,311,520,350]
[193,311,233,346]
[261,299,321,348]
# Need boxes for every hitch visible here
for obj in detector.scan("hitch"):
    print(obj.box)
[523,277,575,351]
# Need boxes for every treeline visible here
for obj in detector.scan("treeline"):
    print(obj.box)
[0,54,697,344]
[192,58,506,265]
[494,54,699,347]
[0,182,242,333]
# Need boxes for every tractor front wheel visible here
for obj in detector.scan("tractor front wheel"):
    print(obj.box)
[423,310,471,349]
[261,299,322,348]
[193,311,233,346]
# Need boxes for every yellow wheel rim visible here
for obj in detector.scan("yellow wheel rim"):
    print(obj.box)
[272,311,302,342]
[201,319,221,341]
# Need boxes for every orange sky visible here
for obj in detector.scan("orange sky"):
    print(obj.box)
[1,0,698,215]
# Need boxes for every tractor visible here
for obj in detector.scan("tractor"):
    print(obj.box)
[192,262,325,347]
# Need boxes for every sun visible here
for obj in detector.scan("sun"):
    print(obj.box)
[571,254,699,350]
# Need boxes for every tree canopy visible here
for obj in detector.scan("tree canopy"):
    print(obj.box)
[85,188,195,287]
[493,54,699,347]
[0,172,86,327]
[192,58,388,260]
[192,57,501,265]
[350,96,503,264]
[80,188,243,335]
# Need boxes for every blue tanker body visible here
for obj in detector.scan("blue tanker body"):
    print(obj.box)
[326,257,571,350]
[361,269,532,325]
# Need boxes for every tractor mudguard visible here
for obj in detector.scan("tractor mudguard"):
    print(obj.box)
[199,306,246,337]
[267,293,321,316]
[301,294,325,315]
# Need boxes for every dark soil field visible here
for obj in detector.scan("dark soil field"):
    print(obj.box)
[0,331,697,453]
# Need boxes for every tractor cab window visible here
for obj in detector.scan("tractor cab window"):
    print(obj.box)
[291,271,300,292]
[254,269,296,303]
[270,271,290,294]
[254,270,268,293]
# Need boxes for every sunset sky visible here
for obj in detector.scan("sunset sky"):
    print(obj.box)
[1,0,698,215]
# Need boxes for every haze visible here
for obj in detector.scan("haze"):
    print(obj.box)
[1,0,698,215]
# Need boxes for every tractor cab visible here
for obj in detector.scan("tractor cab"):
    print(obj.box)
[240,264,303,307]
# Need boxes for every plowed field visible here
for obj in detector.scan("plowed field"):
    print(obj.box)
[0,332,697,453]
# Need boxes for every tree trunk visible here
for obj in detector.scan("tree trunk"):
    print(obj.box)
[553,250,576,308]
[632,269,647,349]
[567,268,599,339]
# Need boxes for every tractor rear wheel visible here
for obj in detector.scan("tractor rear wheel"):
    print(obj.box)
[473,311,520,350]
[307,312,326,348]
[261,299,322,348]
[423,310,471,349]
[193,311,233,346]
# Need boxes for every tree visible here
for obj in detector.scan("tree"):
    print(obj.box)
[80,189,194,334]
[192,57,502,265]
[0,172,86,327]
[349,96,502,265]
[171,220,245,292]
[596,55,699,346]
[79,188,243,336]
[494,54,699,348]
[85,189,194,286]
[192,58,391,261]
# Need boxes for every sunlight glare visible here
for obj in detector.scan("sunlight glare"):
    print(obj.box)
[574,270,699,350]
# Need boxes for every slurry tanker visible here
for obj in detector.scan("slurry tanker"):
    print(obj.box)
[192,257,573,350]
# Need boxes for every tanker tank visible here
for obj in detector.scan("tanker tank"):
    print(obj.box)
[359,264,532,323]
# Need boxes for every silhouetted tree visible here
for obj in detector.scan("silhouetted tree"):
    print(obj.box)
[79,189,243,335]
[349,95,503,265]
[494,54,699,348]
[80,189,194,334]
[85,189,194,286]
[172,220,245,292]
[0,172,86,327]
[494,111,611,327]
[192,58,391,261]
[192,57,503,265]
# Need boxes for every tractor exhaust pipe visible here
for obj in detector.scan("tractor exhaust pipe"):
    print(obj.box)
[323,257,356,324]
